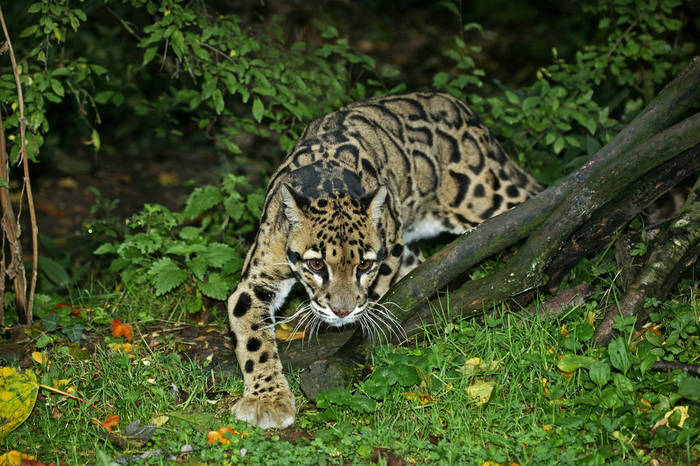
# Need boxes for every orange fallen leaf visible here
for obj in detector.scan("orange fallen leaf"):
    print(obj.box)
[111,319,133,341]
[207,426,246,445]
[96,414,120,432]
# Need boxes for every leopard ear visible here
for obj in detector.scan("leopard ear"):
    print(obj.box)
[279,184,309,225]
[362,186,387,227]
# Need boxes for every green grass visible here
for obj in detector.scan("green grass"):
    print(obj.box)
[3,279,699,465]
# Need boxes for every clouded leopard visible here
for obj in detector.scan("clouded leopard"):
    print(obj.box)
[227,90,541,428]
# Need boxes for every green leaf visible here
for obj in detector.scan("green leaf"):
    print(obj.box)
[678,376,700,402]
[522,96,539,111]
[0,178,9,189]
[148,257,188,296]
[213,89,224,114]
[557,354,595,372]
[143,47,158,65]
[553,136,565,154]
[38,256,71,288]
[50,79,64,97]
[252,97,264,122]
[61,323,85,342]
[42,313,60,332]
[589,359,610,387]
[196,272,231,300]
[94,243,116,255]
[505,90,520,105]
[433,72,450,88]
[35,334,53,349]
[612,373,634,393]
[607,337,632,374]
[183,185,223,219]
[197,243,240,268]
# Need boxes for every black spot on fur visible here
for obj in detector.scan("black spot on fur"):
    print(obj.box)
[318,199,328,208]
[253,286,274,304]
[286,248,301,264]
[369,291,380,300]
[506,185,520,198]
[480,194,503,219]
[251,323,259,331]
[259,352,269,363]
[246,338,262,352]
[474,184,485,197]
[244,360,254,373]
[449,170,471,207]
[230,332,237,348]
[379,264,392,275]
[233,293,251,318]
[391,244,403,257]
[361,158,378,179]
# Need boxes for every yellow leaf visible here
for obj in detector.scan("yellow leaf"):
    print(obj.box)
[151,415,169,427]
[585,311,596,327]
[31,352,46,365]
[0,367,39,439]
[466,380,495,405]
[52,378,70,389]
[275,327,306,341]
[665,405,689,427]
[458,357,500,375]
[0,450,36,466]
[109,342,134,353]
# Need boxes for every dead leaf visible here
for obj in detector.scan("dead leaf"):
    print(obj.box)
[275,323,307,342]
[150,415,169,427]
[457,357,500,375]
[402,391,435,405]
[0,367,39,439]
[96,414,120,432]
[652,405,689,432]
[31,352,46,365]
[0,450,37,466]
[207,426,247,445]
[111,319,133,341]
[466,380,495,405]
[108,343,134,354]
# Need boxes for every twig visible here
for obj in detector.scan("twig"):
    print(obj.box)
[652,361,700,375]
[0,6,39,323]
[39,383,103,411]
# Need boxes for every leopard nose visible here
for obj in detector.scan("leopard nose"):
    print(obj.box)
[331,307,352,317]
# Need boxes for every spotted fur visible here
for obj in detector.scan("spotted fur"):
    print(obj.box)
[227,91,541,428]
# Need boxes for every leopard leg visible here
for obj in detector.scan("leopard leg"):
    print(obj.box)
[227,269,296,429]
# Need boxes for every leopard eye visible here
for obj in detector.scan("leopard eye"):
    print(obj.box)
[357,259,373,272]
[306,259,325,272]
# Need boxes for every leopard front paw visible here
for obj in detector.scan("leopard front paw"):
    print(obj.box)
[233,389,295,429]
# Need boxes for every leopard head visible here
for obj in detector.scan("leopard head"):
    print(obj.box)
[280,184,387,327]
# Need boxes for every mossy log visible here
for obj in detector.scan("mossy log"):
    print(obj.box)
[593,174,700,346]
[335,57,700,358]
